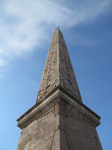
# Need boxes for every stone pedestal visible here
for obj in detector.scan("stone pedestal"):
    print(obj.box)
[17,88,102,150]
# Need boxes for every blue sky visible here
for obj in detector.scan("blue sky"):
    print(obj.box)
[0,0,112,149]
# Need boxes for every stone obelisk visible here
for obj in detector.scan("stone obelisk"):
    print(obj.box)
[17,29,102,150]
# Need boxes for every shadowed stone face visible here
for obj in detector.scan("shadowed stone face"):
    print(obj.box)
[36,29,82,103]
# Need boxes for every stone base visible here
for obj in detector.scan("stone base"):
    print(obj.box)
[17,103,102,150]
[17,89,102,150]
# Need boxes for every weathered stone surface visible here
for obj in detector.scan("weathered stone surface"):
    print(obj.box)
[60,129,69,150]
[17,103,102,150]
[51,129,60,150]
[17,106,60,150]
[36,29,82,103]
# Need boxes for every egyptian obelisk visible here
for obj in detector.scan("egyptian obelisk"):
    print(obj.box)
[17,28,102,150]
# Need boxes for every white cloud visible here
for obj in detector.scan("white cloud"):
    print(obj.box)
[0,0,111,68]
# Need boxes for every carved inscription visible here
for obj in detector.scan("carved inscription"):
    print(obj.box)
[36,32,59,102]
[36,29,82,103]
[59,30,82,101]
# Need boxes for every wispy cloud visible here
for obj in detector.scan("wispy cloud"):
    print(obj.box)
[0,0,111,69]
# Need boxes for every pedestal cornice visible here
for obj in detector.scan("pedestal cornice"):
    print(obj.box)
[17,87,100,129]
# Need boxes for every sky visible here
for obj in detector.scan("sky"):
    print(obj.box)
[0,0,112,149]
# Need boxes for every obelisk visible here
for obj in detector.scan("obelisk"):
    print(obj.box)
[17,28,102,150]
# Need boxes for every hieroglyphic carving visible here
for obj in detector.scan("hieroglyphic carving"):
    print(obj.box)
[36,29,82,103]
[58,30,82,101]
[36,31,59,102]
